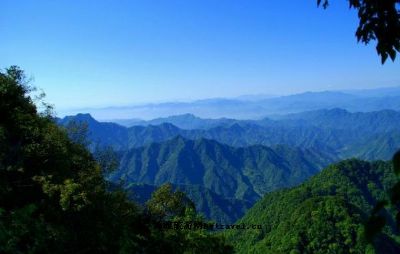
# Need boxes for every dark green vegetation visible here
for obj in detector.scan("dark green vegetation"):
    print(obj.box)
[226,159,400,253]
[365,150,400,244]
[4,66,400,252]
[0,66,232,253]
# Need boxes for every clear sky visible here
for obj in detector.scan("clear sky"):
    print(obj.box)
[1,0,399,112]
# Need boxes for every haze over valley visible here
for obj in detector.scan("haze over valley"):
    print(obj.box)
[60,86,400,121]
[2,0,400,252]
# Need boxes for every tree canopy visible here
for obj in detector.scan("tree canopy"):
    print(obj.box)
[0,66,232,253]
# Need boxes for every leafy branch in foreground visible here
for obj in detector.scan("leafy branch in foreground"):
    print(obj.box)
[318,0,400,63]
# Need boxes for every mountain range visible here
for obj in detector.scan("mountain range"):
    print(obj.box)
[56,105,400,224]
[62,86,400,120]
[108,136,331,223]
[58,108,400,161]
[110,136,330,202]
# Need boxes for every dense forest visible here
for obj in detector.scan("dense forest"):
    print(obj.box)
[0,66,233,253]
[225,159,400,253]
[2,66,400,253]
[2,0,400,252]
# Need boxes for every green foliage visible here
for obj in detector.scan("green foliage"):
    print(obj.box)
[318,0,400,64]
[125,183,252,224]
[92,144,120,174]
[226,159,400,253]
[63,120,90,147]
[0,204,47,254]
[0,66,232,253]
[366,150,400,242]
[146,183,196,220]
[144,183,234,254]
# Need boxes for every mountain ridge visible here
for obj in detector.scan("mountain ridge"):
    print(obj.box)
[110,136,332,204]
[60,87,400,119]
[58,108,400,160]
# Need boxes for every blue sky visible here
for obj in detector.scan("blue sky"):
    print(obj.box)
[1,0,399,112]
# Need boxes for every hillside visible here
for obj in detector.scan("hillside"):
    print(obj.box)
[225,159,400,253]
[110,136,331,203]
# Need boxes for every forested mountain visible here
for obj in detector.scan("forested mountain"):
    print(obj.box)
[60,108,400,160]
[225,159,400,253]
[110,136,331,204]
[57,113,129,150]
[57,106,400,226]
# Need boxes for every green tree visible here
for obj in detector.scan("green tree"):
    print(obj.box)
[146,183,196,220]
[0,66,232,253]
[145,184,234,254]
[365,150,400,243]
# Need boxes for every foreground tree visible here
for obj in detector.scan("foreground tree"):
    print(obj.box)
[318,0,400,63]
[145,184,234,254]
[0,66,232,253]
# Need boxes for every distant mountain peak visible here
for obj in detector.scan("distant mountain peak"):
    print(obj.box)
[59,113,97,125]
[75,113,95,120]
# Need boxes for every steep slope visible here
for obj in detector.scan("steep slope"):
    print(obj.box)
[226,159,400,253]
[110,137,331,203]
